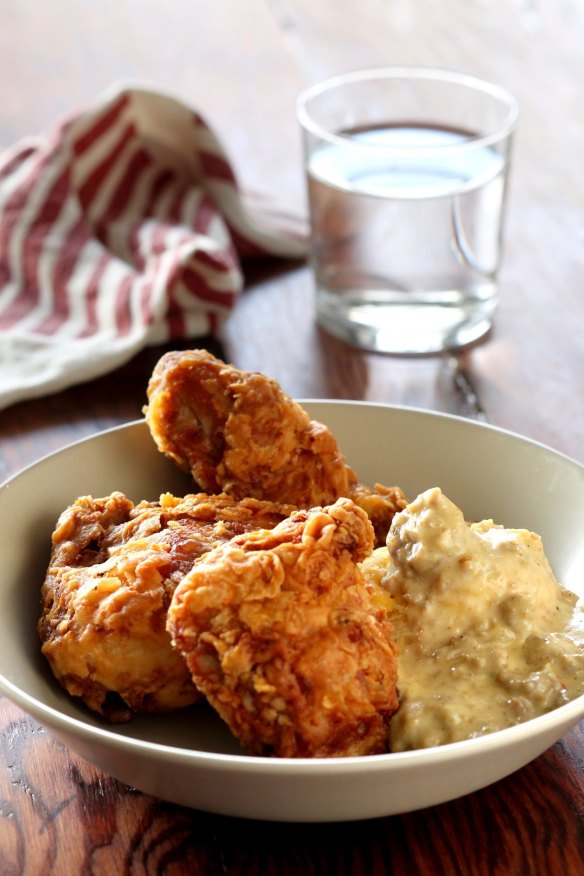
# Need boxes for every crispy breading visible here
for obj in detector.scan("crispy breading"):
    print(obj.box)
[143,349,407,545]
[39,491,295,722]
[167,498,399,758]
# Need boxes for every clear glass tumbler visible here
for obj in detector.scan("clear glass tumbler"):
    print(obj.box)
[297,67,519,355]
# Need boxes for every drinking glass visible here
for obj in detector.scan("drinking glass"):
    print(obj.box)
[297,68,519,355]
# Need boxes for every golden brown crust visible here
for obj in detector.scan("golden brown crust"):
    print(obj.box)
[144,349,408,544]
[39,491,295,722]
[144,349,353,505]
[349,482,409,546]
[167,498,399,758]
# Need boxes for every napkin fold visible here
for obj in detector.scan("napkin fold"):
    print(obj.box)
[0,84,306,411]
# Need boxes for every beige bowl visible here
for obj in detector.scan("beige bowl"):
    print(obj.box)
[1,402,583,822]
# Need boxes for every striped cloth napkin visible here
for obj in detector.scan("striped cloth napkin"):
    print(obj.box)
[0,84,306,412]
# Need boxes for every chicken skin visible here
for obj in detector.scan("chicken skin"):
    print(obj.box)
[167,497,399,758]
[39,490,294,722]
[143,349,407,545]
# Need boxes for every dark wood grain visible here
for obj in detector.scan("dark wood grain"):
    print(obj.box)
[1,0,583,873]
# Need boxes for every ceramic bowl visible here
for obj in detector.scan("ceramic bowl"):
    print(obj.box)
[1,402,583,821]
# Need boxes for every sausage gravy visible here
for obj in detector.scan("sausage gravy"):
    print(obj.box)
[361,487,584,751]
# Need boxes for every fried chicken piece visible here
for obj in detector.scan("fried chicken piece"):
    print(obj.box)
[167,497,399,758]
[143,349,408,544]
[39,490,295,722]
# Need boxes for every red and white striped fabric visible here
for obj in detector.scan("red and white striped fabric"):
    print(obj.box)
[0,85,306,411]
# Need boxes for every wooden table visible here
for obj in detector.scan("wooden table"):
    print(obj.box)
[1,1,583,872]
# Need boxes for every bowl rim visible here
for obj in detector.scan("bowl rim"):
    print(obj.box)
[2,668,584,777]
[2,399,583,491]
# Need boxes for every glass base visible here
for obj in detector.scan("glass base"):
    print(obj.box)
[316,289,496,355]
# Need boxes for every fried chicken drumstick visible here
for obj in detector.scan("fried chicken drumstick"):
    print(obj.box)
[144,349,407,544]
[39,490,294,722]
[167,498,399,758]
